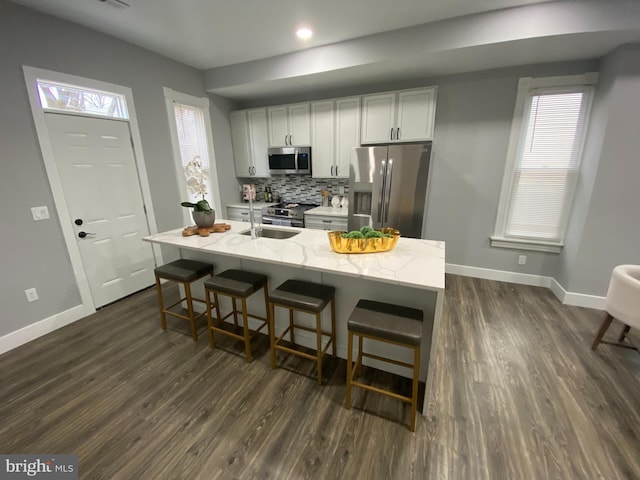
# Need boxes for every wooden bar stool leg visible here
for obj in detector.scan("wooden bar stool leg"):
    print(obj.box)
[330,297,337,357]
[232,297,239,327]
[289,308,295,344]
[241,297,253,363]
[269,303,277,369]
[346,330,353,409]
[316,312,323,385]
[410,345,420,432]
[184,282,197,341]
[206,289,215,349]
[357,335,363,376]
[155,275,167,331]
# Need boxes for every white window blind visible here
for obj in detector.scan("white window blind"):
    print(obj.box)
[173,102,212,204]
[492,75,596,253]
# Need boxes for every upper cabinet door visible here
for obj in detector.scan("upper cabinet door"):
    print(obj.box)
[396,87,437,142]
[230,110,252,177]
[361,93,395,144]
[267,106,288,147]
[247,108,270,177]
[311,100,335,178]
[288,103,311,146]
[335,97,360,178]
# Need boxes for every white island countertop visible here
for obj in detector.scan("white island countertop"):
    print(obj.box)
[144,221,444,292]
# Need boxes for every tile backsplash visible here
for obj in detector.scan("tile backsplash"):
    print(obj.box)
[237,176,349,204]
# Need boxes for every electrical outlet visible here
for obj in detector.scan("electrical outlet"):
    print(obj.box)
[518,255,527,265]
[31,206,50,221]
[25,288,39,302]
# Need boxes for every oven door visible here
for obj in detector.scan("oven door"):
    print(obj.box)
[262,216,304,228]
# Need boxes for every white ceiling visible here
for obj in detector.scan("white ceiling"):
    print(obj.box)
[10,0,640,101]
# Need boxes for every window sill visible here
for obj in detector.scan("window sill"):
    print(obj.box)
[490,236,563,254]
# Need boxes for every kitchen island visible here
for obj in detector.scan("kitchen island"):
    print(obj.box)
[144,221,444,414]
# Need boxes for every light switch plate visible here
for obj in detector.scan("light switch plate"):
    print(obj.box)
[31,206,50,221]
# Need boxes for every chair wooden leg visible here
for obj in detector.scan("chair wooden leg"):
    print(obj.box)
[269,303,277,369]
[345,330,353,409]
[592,313,614,350]
[618,324,631,343]
[316,312,323,385]
[241,298,253,363]
[155,275,167,331]
[184,282,198,341]
[410,345,420,432]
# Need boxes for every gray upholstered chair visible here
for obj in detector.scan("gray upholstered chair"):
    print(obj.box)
[592,264,640,350]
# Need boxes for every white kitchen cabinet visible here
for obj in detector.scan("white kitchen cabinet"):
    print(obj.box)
[304,213,348,231]
[361,87,437,144]
[311,97,360,178]
[226,204,271,223]
[230,109,269,177]
[267,103,311,147]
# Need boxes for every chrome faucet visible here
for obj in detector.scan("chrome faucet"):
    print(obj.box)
[248,196,261,239]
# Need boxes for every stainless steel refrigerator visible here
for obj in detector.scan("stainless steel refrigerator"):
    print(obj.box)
[348,143,432,238]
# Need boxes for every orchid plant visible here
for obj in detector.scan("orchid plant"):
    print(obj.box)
[180,156,212,213]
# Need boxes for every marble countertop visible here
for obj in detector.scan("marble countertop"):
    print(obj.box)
[144,221,444,292]
[305,206,348,217]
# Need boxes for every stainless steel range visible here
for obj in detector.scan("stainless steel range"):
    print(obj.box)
[262,202,318,228]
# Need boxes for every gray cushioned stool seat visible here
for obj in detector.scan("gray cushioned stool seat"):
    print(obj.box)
[204,269,268,297]
[154,259,213,282]
[269,279,335,312]
[348,299,423,345]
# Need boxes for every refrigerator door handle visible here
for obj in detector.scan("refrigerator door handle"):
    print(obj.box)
[377,159,387,223]
[384,159,393,224]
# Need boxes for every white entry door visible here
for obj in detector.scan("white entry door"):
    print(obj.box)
[45,113,156,308]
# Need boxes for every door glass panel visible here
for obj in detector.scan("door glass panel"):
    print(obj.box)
[37,80,129,119]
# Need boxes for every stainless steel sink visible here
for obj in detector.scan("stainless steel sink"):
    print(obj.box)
[240,228,300,239]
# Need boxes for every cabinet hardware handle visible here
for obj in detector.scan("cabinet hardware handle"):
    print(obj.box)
[390,127,394,140]
[331,165,334,176]
[396,127,400,140]
[336,165,339,176]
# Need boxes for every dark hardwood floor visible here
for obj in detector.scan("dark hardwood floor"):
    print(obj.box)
[1,275,639,479]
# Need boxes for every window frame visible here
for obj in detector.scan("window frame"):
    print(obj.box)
[491,73,598,253]
[163,88,221,226]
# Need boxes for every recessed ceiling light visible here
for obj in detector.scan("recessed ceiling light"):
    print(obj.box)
[296,28,313,40]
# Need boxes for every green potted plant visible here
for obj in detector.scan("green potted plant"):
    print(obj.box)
[180,156,215,228]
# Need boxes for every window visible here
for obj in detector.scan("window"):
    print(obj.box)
[37,80,128,119]
[164,88,221,225]
[492,74,597,253]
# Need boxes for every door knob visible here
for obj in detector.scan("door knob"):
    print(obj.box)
[74,218,83,225]
[78,231,95,238]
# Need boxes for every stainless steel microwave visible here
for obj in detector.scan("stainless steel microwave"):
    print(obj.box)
[268,147,311,175]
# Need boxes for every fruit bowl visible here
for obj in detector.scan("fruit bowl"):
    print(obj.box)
[327,228,400,254]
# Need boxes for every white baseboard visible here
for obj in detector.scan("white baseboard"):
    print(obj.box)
[549,278,606,310]
[445,263,552,288]
[446,263,605,310]
[0,304,93,356]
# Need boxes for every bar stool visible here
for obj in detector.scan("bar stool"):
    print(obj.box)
[268,279,336,385]
[204,269,269,363]
[154,259,214,341]
[345,299,423,432]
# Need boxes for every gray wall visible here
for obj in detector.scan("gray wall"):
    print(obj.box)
[560,45,640,295]
[0,1,207,336]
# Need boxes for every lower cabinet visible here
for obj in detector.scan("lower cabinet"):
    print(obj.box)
[226,205,264,223]
[304,214,348,231]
